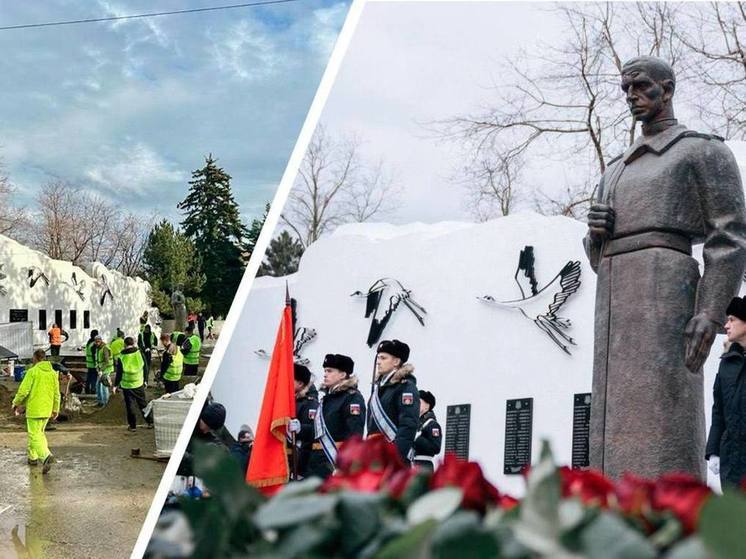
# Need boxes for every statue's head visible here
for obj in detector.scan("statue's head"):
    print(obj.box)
[621,56,675,124]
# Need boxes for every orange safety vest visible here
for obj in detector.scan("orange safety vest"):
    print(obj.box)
[49,327,62,346]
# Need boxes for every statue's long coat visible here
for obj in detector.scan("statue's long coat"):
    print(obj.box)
[584,123,746,480]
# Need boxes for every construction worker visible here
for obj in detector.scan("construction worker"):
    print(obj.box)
[94,336,114,406]
[138,323,157,386]
[206,315,215,340]
[47,323,69,357]
[159,333,183,394]
[170,330,185,346]
[110,328,125,363]
[84,329,99,394]
[12,349,60,473]
[113,337,153,431]
[181,325,201,376]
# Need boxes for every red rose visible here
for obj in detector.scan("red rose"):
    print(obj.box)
[334,435,404,475]
[560,466,615,508]
[615,473,655,518]
[497,494,519,510]
[430,453,502,513]
[384,467,420,500]
[321,436,407,494]
[651,473,711,534]
[322,469,388,493]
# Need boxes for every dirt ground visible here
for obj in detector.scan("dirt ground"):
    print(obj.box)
[0,332,218,558]
[0,376,170,559]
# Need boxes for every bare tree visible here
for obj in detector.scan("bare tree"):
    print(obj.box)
[31,180,150,275]
[677,2,746,138]
[282,125,399,246]
[461,152,525,221]
[437,2,686,220]
[0,167,28,237]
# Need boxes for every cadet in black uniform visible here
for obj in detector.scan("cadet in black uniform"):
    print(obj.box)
[286,364,319,479]
[367,339,419,464]
[413,390,442,471]
[306,354,366,479]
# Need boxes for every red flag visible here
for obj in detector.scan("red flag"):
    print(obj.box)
[246,296,296,494]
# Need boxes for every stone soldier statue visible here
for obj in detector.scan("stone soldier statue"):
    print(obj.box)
[171,290,187,332]
[584,56,746,481]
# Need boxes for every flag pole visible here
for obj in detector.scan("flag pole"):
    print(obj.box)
[286,282,299,481]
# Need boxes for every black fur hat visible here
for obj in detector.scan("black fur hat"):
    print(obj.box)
[294,363,312,385]
[323,353,354,375]
[726,296,746,322]
[377,339,410,363]
[419,390,436,410]
[200,402,226,431]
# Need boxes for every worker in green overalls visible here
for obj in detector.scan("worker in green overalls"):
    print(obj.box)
[94,336,114,406]
[182,324,201,376]
[110,328,125,363]
[12,349,60,473]
[112,337,153,431]
[159,332,183,394]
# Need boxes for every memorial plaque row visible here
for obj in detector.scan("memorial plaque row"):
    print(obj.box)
[442,395,592,474]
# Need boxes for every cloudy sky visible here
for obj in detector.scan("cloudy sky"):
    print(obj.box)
[0,0,349,224]
[319,1,567,224]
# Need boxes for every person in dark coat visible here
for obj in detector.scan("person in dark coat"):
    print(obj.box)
[197,313,207,342]
[706,296,746,488]
[286,364,320,479]
[177,402,228,477]
[413,390,442,471]
[367,339,419,464]
[230,428,254,475]
[138,324,157,386]
[306,354,365,479]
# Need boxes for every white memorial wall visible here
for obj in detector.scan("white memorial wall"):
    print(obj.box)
[0,234,156,351]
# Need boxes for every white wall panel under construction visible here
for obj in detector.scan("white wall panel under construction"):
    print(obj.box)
[0,234,155,351]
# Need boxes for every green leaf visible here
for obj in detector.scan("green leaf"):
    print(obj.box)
[254,494,339,531]
[649,515,683,550]
[274,477,324,499]
[338,492,385,556]
[664,536,707,559]
[407,487,463,525]
[699,490,746,559]
[579,512,656,559]
[373,519,437,559]
[513,440,562,555]
[431,511,501,559]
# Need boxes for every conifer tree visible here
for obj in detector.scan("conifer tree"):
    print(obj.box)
[142,220,205,317]
[259,230,304,277]
[178,155,247,316]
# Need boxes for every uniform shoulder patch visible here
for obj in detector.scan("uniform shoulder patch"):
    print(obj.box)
[402,392,414,405]
[431,427,440,437]
[308,409,316,420]
[349,403,361,415]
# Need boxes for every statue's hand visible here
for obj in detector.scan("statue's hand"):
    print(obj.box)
[587,204,615,241]
[684,314,717,372]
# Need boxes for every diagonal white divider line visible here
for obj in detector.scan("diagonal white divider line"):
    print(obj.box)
[129,1,367,557]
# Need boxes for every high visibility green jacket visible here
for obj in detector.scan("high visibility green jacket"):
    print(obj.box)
[183,334,201,365]
[110,336,125,361]
[163,347,184,382]
[97,344,114,374]
[119,348,145,389]
[12,361,60,418]
[85,340,97,368]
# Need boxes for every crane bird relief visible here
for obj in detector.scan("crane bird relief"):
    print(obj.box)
[351,278,427,347]
[478,246,581,355]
